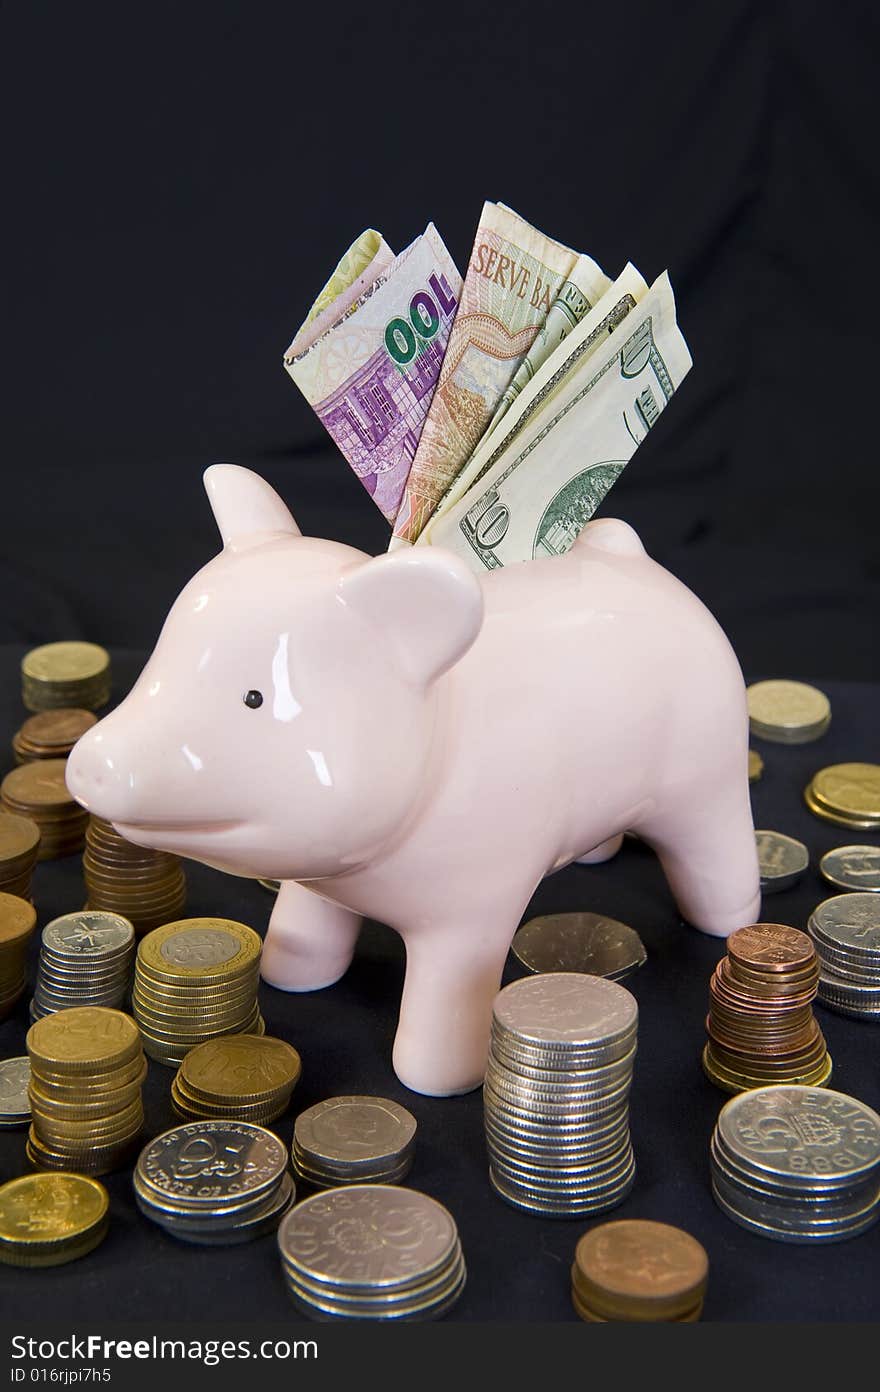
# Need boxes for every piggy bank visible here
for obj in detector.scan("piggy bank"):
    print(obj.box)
[67,464,760,1095]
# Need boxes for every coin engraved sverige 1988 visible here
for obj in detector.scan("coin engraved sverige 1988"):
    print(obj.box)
[719,1087,880,1179]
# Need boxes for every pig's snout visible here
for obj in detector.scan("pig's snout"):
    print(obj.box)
[66,720,142,822]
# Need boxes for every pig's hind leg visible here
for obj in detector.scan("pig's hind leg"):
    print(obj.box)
[260,880,362,991]
[636,775,761,937]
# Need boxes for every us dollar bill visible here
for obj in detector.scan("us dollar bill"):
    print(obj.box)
[283,224,461,522]
[420,271,691,570]
[419,263,649,536]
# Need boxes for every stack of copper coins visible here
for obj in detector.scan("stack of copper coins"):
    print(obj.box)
[0,762,88,860]
[0,895,37,1021]
[171,1036,301,1124]
[133,918,264,1067]
[83,817,186,936]
[571,1220,709,1322]
[703,924,831,1094]
[21,642,111,713]
[26,1007,146,1174]
[12,710,97,765]
[0,815,41,899]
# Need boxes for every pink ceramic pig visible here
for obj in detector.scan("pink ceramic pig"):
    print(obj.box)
[67,464,760,1095]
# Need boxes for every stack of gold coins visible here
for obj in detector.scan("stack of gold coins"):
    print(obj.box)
[21,642,111,713]
[0,895,37,1020]
[26,1007,146,1174]
[703,924,830,1094]
[30,911,135,1021]
[571,1221,709,1322]
[133,918,264,1066]
[171,1035,301,1123]
[747,679,831,744]
[804,763,880,831]
[0,1173,110,1268]
[0,814,41,899]
[1,762,88,859]
[83,816,186,936]
[12,710,97,765]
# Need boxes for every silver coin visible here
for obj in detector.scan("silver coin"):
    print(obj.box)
[278,1186,458,1291]
[283,1248,466,1321]
[492,973,638,1051]
[41,911,134,957]
[755,831,809,893]
[809,893,880,956]
[136,1121,287,1207]
[717,1086,880,1186]
[711,1179,879,1244]
[0,1057,31,1119]
[510,913,646,981]
[140,1173,296,1243]
[293,1097,417,1172]
[489,1156,635,1216]
[820,846,880,894]
[817,969,880,1018]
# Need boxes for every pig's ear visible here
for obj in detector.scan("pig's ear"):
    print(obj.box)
[338,549,484,686]
[204,464,302,547]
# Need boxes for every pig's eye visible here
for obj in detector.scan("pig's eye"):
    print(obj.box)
[243,689,264,709]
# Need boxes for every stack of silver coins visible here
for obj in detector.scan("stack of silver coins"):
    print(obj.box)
[711,1085,880,1242]
[278,1187,466,1320]
[0,1057,31,1130]
[484,973,637,1215]
[30,912,135,1021]
[134,1121,294,1245]
[809,893,880,1020]
[292,1096,417,1188]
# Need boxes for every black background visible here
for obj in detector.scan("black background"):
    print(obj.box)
[2,0,880,1329]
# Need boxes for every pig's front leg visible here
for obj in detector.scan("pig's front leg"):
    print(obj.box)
[392,929,514,1097]
[261,880,362,991]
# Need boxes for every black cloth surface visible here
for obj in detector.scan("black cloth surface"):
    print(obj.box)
[1,0,879,1332]
[1,1,879,682]
[1,655,878,1323]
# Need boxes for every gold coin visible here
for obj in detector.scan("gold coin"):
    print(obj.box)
[137,918,261,983]
[573,1220,708,1321]
[22,643,110,685]
[0,1172,108,1266]
[747,680,831,742]
[27,1007,141,1073]
[810,764,880,821]
[1,761,76,811]
[748,750,763,783]
[804,781,880,830]
[0,894,37,946]
[0,814,42,868]
[179,1035,301,1100]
